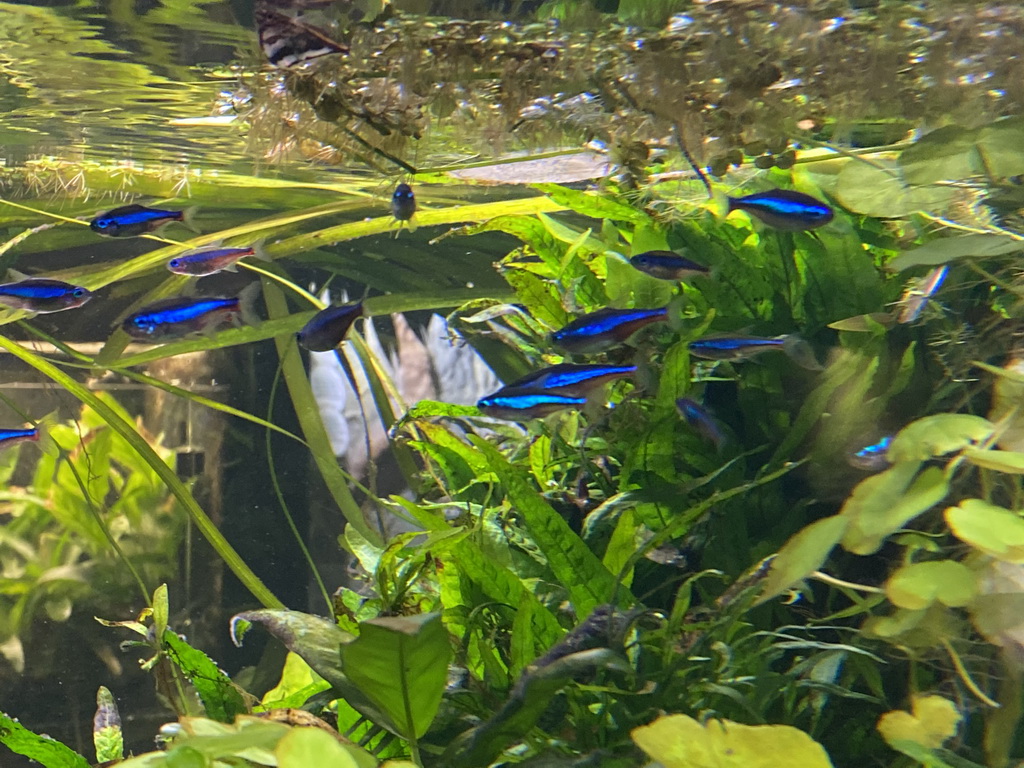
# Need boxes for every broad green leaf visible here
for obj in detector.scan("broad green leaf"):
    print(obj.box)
[655,340,691,412]
[275,726,365,768]
[887,414,993,463]
[946,499,1024,562]
[449,539,563,648]
[885,560,978,610]
[261,652,330,710]
[504,268,569,328]
[0,712,91,768]
[888,235,1024,271]
[533,184,648,223]
[602,508,637,586]
[162,630,247,723]
[231,610,404,735]
[631,713,834,768]
[758,515,849,603]
[471,436,625,614]
[93,686,124,763]
[340,613,453,740]
[877,695,961,750]
[898,125,979,185]
[841,464,948,555]
[977,116,1024,178]
[835,161,954,218]
[509,591,539,678]
[963,448,1024,474]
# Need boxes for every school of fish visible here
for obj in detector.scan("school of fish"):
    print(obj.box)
[0,20,940,466]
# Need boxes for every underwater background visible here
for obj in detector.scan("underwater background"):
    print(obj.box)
[2,1,1024,767]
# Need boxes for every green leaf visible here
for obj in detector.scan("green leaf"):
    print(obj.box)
[632,713,835,768]
[963,448,1024,474]
[977,116,1024,178]
[840,464,949,555]
[275,726,366,768]
[261,652,330,710]
[835,161,955,218]
[898,125,979,185]
[533,184,649,223]
[887,414,994,462]
[503,269,569,328]
[877,695,961,751]
[946,499,1024,562]
[153,583,169,644]
[162,630,247,723]
[449,539,564,648]
[447,649,630,768]
[471,436,625,615]
[93,686,124,763]
[888,235,1024,271]
[0,712,91,768]
[758,515,849,603]
[340,613,453,741]
[231,610,405,735]
[885,560,978,610]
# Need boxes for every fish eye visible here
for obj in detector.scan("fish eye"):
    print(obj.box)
[95,218,112,229]
[72,288,84,297]
[169,259,180,268]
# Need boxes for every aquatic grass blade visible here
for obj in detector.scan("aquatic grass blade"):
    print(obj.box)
[0,333,284,609]
[261,280,383,547]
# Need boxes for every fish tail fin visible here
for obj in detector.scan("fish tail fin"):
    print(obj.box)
[236,282,263,328]
[714,190,735,218]
[33,412,61,457]
[179,206,201,234]
[250,237,272,262]
[782,335,822,371]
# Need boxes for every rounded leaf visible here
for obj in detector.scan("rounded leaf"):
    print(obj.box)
[758,515,848,603]
[888,415,993,463]
[276,727,362,768]
[885,560,978,610]
[877,695,961,750]
[946,499,1024,562]
[632,714,834,768]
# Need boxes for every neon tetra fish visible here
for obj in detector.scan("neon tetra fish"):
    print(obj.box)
[848,436,893,470]
[0,427,41,452]
[123,285,258,341]
[552,307,669,354]
[727,189,833,231]
[90,204,192,238]
[167,243,266,277]
[476,388,586,421]
[629,251,710,281]
[0,278,92,313]
[896,265,948,324]
[296,302,363,352]
[391,183,416,221]
[676,397,726,450]
[689,334,821,369]
[505,364,637,397]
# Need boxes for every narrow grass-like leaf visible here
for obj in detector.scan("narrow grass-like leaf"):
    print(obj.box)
[0,334,283,609]
[262,280,383,547]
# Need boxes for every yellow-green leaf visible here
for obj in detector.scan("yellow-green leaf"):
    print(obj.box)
[632,714,834,768]
[877,695,961,750]
[885,560,978,610]
[963,448,1024,474]
[758,515,848,603]
[275,727,364,768]
[887,414,993,463]
[946,499,1024,562]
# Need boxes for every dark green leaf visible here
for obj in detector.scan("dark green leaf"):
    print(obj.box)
[0,712,90,768]
[162,630,247,723]
[898,125,979,185]
[340,613,453,740]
